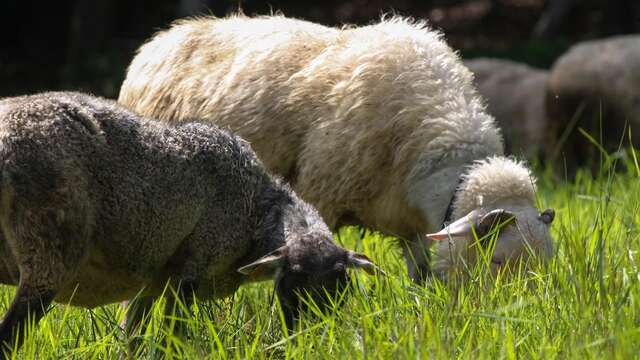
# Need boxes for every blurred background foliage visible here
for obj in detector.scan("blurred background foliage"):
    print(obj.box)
[1,0,638,98]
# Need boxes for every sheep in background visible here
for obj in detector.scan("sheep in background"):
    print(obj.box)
[465,58,549,160]
[547,35,640,173]
[119,15,556,282]
[0,92,378,353]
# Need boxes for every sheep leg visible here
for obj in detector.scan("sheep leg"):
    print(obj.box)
[0,284,55,356]
[163,280,197,337]
[0,208,81,356]
[402,238,432,283]
[121,296,156,357]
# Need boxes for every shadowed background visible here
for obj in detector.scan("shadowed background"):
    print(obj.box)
[1,0,638,98]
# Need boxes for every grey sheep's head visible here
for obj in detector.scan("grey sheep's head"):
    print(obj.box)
[238,235,382,329]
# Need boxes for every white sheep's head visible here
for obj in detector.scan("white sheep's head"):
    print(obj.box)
[429,205,555,274]
[426,157,556,275]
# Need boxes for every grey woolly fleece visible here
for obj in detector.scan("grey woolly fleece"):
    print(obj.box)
[0,91,343,308]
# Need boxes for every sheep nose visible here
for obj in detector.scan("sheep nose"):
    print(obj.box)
[540,209,555,224]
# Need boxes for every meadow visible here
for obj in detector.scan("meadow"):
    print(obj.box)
[3,151,640,359]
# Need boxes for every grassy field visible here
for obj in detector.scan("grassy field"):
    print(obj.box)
[3,157,640,359]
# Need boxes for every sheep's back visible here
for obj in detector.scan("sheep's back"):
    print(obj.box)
[120,15,338,178]
[0,92,267,305]
[120,16,503,235]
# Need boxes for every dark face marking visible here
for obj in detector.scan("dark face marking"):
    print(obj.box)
[475,209,516,246]
[275,252,351,330]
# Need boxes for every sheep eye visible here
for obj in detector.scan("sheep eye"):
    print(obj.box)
[475,209,515,239]
[476,224,502,247]
[538,209,555,224]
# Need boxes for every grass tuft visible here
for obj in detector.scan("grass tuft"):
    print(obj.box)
[3,156,640,358]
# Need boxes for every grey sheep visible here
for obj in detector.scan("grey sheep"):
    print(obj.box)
[0,92,378,353]
[547,35,640,173]
[465,58,549,160]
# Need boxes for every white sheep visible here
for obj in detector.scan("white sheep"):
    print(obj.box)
[119,14,556,281]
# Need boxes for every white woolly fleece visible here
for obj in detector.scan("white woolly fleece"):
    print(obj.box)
[119,14,552,278]
[120,15,503,235]
[452,156,537,219]
[432,157,553,276]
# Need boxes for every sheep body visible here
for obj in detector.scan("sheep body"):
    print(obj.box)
[0,92,260,306]
[547,35,640,172]
[120,15,554,280]
[120,15,502,231]
[465,58,549,159]
[0,91,372,350]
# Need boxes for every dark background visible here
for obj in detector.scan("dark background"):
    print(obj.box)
[1,0,638,98]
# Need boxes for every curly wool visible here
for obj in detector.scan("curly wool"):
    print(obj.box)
[452,157,537,219]
[0,91,348,307]
[432,156,550,277]
[119,15,503,239]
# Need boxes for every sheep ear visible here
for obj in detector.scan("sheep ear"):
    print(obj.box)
[237,246,288,280]
[476,209,515,237]
[538,208,555,224]
[426,210,478,241]
[346,251,386,276]
[426,209,516,241]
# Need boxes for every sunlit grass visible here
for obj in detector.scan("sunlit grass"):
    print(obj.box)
[3,154,640,359]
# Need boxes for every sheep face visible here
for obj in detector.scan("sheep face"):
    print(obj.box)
[238,239,380,329]
[274,245,351,330]
[429,206,555,272]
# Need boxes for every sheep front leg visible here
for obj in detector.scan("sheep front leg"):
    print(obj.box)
[0,284,55,357]
[122,280,197,358]
[121,296,156,358]
[402,236,432,283]
[163,280,197,338]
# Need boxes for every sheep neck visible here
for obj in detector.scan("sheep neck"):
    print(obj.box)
[441,175,465,229]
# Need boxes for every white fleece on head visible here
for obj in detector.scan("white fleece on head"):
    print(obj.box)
[432,156,552,276]
[453,156,537,219]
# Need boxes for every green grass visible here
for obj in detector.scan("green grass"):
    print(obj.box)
[4,158,640,359]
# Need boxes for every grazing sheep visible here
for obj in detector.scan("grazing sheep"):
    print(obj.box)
[547,35,640,172]
[0,92,378,353]
[430,157,555,276]
[465,58,549,159]
[119,15,556,282]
